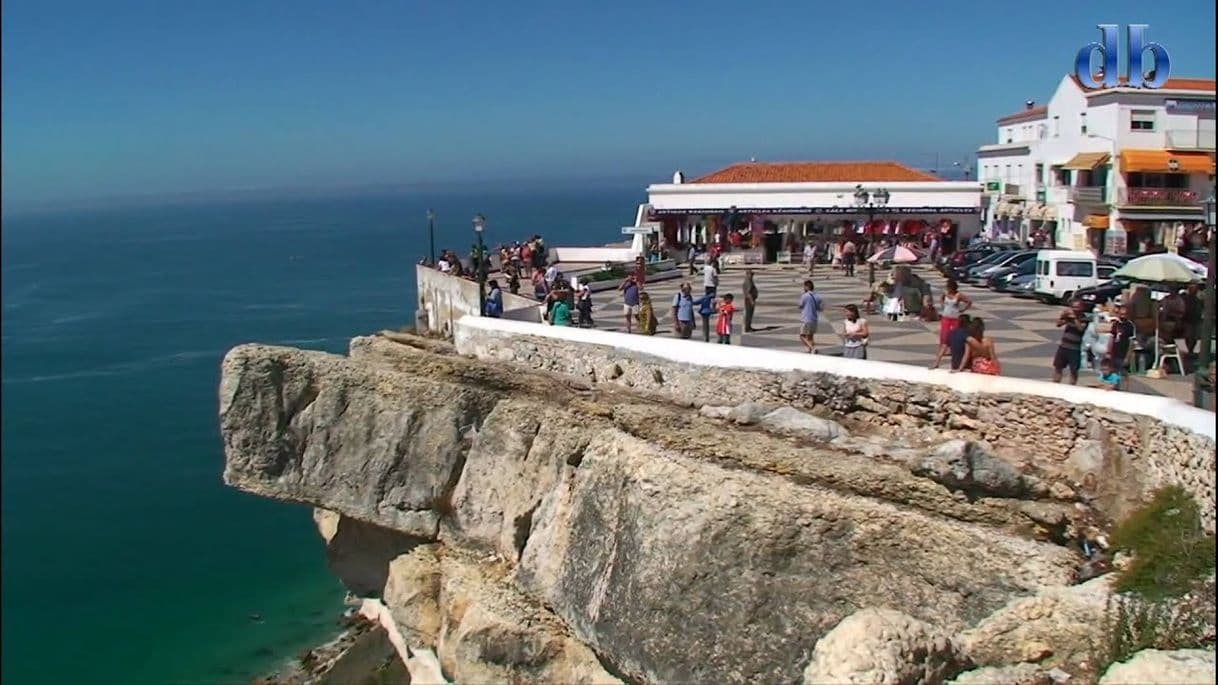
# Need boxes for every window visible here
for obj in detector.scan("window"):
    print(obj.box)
[1131,110,1155,131]
[1127,172,1188,189]
[1005,164,1011,180]
[1035,163,1045,185]
[1080,112,1087,134]
[1098,264,1115,279]
[1056,261,1095,277]
[1052,115,1060,137]
[1052,166,1069,186]
[1038,124,1048,139]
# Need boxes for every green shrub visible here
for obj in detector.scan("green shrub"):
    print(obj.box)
[1090,589,1214,682]
[1108,485,1216,600]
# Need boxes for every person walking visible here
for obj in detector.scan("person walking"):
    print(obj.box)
[702,257,719,296]
[1052,300,1087,384]
[638,292,658,335]
[742,269,759,332]
[671,283,696,339]
[842,239,857,277]
[547,291,572,326]
[619,274,641,334]
[687,244,698,276]
[930,279,972,369]
[715,293,738,344]
[1108,304,1137,375]
[840,304,870,360]
[798,280,824,353]
[804,242,816,277]
[576,282,595,328]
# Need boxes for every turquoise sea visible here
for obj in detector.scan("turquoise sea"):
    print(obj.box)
[1,185,641,684]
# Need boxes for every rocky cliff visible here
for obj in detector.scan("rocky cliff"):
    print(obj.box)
[220,332,1212,684]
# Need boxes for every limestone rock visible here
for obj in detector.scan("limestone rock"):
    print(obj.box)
[321,515,423,596]
[947,663,1051,685]
[1098,649,1216,685]
[760,406,848,441]
[436,552,620,685]
[729,401,769,425]
[801,608,969,685]
[383,545,442,646]
[698,404,732,420]
[915,440,1031,499]
[960,575,1114,669]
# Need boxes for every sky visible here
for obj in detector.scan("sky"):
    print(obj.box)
[2,0,1215,212]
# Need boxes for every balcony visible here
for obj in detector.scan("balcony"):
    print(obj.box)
[1165,128,1217,151]
[1117,187,1200,207]
[1069,186,1108,205]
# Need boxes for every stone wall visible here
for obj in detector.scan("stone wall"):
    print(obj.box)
[454,316,1217,532]
[415,265,540,335]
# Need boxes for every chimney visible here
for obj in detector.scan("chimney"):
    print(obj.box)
[1025,100,1035,110]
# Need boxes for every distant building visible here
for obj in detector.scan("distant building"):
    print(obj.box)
[642,161,983,261]
[977,75,1215,253]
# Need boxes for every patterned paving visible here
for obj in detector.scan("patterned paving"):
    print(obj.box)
[565,261,1197,402]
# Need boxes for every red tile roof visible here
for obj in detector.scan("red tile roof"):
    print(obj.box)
[690,161,940,184]
[996,106,1048,125]
[1070,74,1216,93]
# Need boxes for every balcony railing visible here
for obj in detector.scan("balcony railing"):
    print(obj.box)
[1165,128,1217,151]
[1118,187,1200,207]
[1069,186,1108,205]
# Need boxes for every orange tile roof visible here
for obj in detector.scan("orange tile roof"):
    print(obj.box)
[1070,74,1216,93]
[690,161,940,184]
[996,106,1048,125]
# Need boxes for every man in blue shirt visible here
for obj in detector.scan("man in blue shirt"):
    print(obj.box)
[618,274,641,334]
[798,280,824,353]
[671,283,696,339]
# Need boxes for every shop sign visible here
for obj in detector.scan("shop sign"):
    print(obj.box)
[985,181,1001,193]
[649,207,980,216]
[1165,99,1215,115]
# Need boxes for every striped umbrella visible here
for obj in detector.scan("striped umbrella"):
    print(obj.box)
[868,245,924,264]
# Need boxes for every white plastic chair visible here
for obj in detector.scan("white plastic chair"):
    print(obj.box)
[1155,342,1184,375]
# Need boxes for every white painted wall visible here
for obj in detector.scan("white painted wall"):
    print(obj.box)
[453,316,1216,440]
[646,182,983,212]
[415,265,540,335]
[550,247,637,263]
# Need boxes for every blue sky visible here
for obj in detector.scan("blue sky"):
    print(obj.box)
[2,0,1214,210]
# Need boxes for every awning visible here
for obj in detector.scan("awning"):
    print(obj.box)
[1119,149,1215,174]
[1042,205,1058,221]
[1083,214,1110,229]
[1061,152,1111,170]
[1116,210,1204,221]
[1027,204,1044,220]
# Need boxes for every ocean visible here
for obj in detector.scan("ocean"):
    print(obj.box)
[0,185,642,685]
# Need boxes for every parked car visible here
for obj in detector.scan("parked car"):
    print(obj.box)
[1009,273,1038,298]
[952,249,1023,283]
[1035,249,1103,304]
[1073,269,1164,312]
[967,249,1038,284]
[987,257,1037,290]
[937,242,1021,274]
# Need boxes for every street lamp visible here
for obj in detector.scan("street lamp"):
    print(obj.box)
[473,213,487,316]
[426,209,436,266]
[1195,190,1216,408]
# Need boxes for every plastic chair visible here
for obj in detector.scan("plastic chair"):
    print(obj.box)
[1155,342,1184,375]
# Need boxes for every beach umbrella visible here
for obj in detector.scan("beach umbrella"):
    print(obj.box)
[1112,253,1205,284]
[868,245,923,264]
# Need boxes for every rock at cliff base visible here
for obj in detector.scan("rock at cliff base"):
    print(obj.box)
[1098,648,1216,685]
[760,406,848,441]
[698,404,733,420]
[946,663,1052,685]
[960,575,1114,669]
[382,545,442,646]
[801,608,969,685]
[729,401,769,425]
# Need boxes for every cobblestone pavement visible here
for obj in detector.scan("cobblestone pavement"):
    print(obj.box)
[573,262,1196,402]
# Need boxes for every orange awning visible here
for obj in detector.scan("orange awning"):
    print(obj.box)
[1083,214,1110,229]
[1119,149,1215,174]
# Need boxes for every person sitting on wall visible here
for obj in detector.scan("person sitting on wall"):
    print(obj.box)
[484,279,503,318]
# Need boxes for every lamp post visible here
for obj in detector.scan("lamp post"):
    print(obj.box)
[473,214,487,316]
[1194,190,1216,409]
[426,209,436,266]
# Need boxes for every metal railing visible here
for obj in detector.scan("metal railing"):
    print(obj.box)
[1069,186,1108,204]
[1117,187,1200,207]
[1164,128,1217,151]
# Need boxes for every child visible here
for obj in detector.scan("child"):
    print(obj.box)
[638,291,658,335]
[715,293,737,344]
[1097,358,1122,391]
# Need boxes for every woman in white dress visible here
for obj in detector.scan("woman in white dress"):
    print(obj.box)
[841,304,870,359]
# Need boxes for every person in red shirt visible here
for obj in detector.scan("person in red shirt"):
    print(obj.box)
[715,293,737,344]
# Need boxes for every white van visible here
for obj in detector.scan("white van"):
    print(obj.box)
[1034,250,1098,303]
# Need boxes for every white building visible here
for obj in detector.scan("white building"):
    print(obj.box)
[643,161,983,261]
[977,75,1215,253]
